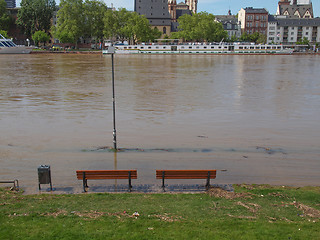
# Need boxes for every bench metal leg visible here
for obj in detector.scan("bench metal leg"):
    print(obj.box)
[82,172,87,192]
[162,171,166,192]
[128,171,132,192]
[206,171,211,191]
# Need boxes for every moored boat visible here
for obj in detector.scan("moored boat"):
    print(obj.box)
[0,34,33,54]
[103,43,293,55]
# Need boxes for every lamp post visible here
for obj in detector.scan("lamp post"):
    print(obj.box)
[107,44,117,150]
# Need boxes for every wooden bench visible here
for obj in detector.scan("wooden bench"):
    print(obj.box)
[76,170,137,192]
[0,179,19,190]
[156,170,216,191]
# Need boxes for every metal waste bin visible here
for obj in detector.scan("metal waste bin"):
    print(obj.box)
[38,165,52,190]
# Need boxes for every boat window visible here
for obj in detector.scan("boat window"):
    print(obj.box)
[256,46,260,49]
[277,46,281,49]
[8,41,15,47]
[196,46,199,49]
[250,46,254,49]
[189,46,192,49]
[272,46,276,49]
[156,46,159,49]
[204,46,207,49]
[218,46,221,49]
[134,46,137,49]
[239,46,243,49]
[148,46,151,49]
[181,46,184,49]
[163,46,166,49]
[141,47,144,49]
[211,46,214,49]
[261,46,265,49]
[267,46,271,49]
[224,46,228,49]
[124,47,127,49]
[2,41,10,47]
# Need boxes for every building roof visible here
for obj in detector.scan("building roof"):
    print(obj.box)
[135,0,171,26]
[244,7,268,14]
[215,15,238,24]
[278,3,313,18]
[176,9,192,19]
[277,17,320,26]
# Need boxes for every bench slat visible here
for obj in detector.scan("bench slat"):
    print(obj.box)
[156,170,216,179]
[76,170,137,180]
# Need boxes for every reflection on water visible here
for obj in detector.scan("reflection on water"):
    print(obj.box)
[0,54,320,192]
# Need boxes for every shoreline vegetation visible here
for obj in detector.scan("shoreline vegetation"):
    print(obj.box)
[1,185,319,239]
[30,49,320,55]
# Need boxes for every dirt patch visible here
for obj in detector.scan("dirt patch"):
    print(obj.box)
[292,202,320,218]
[150,213,183,222]
[208,187,253,199]
[236,201,261,213]
[227,214,256,219]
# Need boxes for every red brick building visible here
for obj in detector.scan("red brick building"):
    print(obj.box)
[238,7,269,35]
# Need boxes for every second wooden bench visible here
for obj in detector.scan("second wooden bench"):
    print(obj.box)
[156,170,217,191]
[76,170,137,192]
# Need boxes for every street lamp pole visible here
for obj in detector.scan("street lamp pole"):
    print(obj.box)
[111,50,117,150]
[107,44,117,150]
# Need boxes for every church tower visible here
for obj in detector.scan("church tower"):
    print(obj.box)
[185,0,198,14]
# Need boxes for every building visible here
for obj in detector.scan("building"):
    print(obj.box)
[135,0,172,35]
[215,15,241,39]
[5,0,16,8]
[185,0,197,14]
[238,7,269,35]
[168,1,192,22]
[267,16,320,44]
[276,0,313,18]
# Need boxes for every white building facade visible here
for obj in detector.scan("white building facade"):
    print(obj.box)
[267,17,320,44]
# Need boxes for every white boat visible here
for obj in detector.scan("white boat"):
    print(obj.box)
[103,43,293,55]
[0,34,33,54]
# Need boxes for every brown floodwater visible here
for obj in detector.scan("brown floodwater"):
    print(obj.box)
[0,54,319,193]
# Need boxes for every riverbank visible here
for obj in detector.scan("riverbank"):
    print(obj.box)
[1,185,319,239]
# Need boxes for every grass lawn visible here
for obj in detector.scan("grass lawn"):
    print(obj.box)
[1,185,319,239]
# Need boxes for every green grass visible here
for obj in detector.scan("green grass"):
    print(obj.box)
[1,185,319,239]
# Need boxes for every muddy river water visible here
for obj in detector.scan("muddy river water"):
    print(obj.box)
[1,54,319,193]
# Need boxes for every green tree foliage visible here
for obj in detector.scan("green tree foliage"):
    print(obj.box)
[83,0,107,44]
[103,8,161,44]
[0,0,12,31]
[53,0,84,47]
[0,29,8,38]
[17,0,56,37]
[174,12,228,42]
[297,37,310,45]
[32,30,50,46]
[240,32,266,44]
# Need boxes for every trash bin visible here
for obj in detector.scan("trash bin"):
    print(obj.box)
[38,165,52,190]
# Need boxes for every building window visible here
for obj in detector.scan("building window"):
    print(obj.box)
[163,27,166,34]
[256,15,259,20]
[306,32,309,35]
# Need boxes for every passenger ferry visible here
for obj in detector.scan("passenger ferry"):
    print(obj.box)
[0,34,33,54]
[103,43,293,55]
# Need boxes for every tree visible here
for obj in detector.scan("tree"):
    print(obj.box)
[103,8,160,44]
[0,29,8,38]
[229,34,238,42]
[0,0,12,31]
[175,12,228,42]
[53,0,84,48]
[297,37,310,45]
[32,30,50,46]
[240,32,266,44]
[83,0,107,46]
[17,0,56,37]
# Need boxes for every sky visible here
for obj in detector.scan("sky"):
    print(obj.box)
[15,0,319,17]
